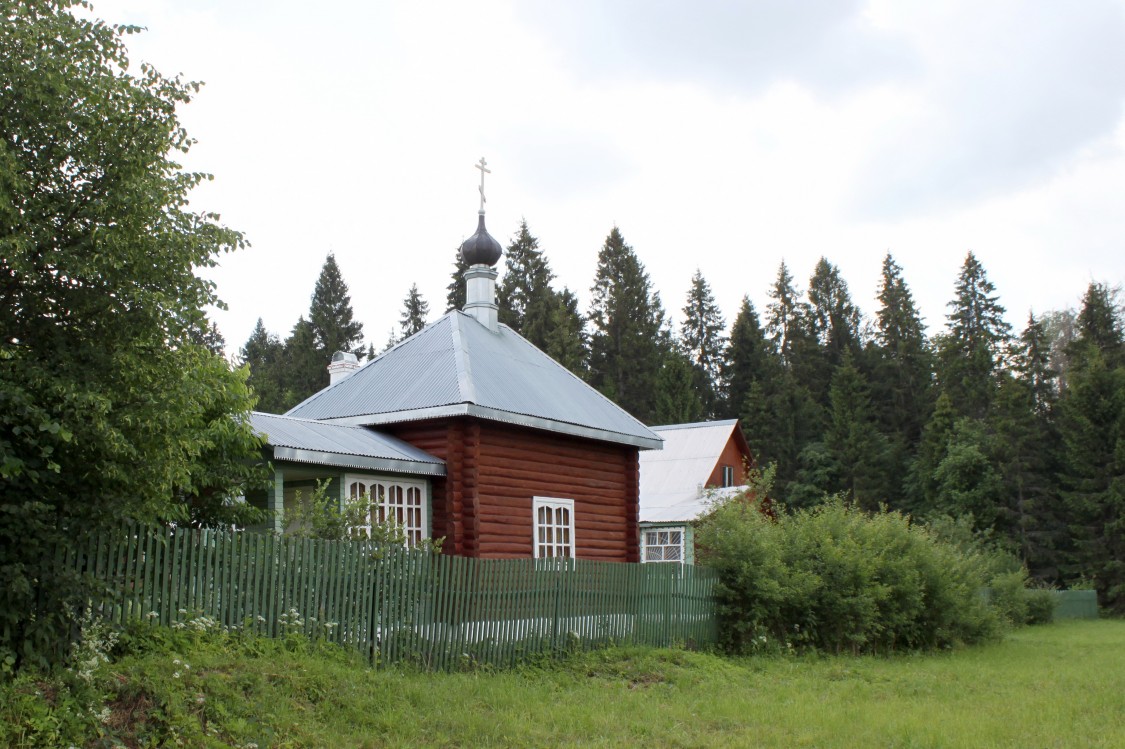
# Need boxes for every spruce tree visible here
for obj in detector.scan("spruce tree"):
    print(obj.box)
[1056,347,1125,610]
[1016,312,1058,417]
[1073,281,1124,367]
[824,353,888,510]
[497,220,551,335]
[807,257,862,373]
[653,339,705,424]
[991,366,1062,579]
[588,227,665,423]
[680,269,727,418]
[1056,283,1125,608]
[745,369,821,503]
[544,288,588,378]
[399,283,430,338]
[381,328,398,353]
[932,419,1004,532]
[281,316,323,408]
[869,253,934,504]
[871,253,933,443]
[760,261,824,491]
[722,296,771,420]
[445,245,469,313]
[938,251,1011,419]
[765,261,811,368]
[239,318,287,413]
[907,391,958,515]
[309,253,364,357]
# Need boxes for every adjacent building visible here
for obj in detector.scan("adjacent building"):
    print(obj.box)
[638,419,753,563]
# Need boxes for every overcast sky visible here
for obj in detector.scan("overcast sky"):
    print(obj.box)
[91,0,1125,356]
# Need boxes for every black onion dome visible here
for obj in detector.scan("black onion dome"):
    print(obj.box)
[459,212,503,266]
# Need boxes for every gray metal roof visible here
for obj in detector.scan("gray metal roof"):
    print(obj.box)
[250,412,445,476]
[286,312,662,449]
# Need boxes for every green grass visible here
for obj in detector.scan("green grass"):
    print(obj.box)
[4,620,1124,748]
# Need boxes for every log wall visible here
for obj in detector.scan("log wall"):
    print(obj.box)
[387,418,639,562]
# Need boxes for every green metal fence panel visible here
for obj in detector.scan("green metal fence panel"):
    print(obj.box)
[1053,590,1098,620]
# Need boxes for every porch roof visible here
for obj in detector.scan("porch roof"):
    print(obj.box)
[250,412,446,477]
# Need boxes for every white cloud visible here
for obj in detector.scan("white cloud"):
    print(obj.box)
[83,0,1125,357]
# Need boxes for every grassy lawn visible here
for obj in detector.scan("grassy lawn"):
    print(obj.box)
[5,619,1124,748]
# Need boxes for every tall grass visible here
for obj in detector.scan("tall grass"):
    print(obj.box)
[3,619,1123,748]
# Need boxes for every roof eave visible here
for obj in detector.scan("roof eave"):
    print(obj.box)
[317,404,664,450]
[270,446,447,476]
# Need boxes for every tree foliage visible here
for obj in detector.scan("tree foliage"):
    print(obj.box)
[938,252,1011,418]
[310,253,364,358]
[0,0,265,669]
[680,269,727,419]
[587,227,665,423]
[445,244,469,313]
[398,283,429,339]
[239,254,367,411]
[722,296,771,420]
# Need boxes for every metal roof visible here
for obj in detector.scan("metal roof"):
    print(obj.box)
[250,412,445,476]
[286,311,662,449]
[639,420,745,523]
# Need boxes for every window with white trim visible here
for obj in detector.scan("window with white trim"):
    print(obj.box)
[346,475,428,547]
[643,527,684,563]
[533,497,575,558]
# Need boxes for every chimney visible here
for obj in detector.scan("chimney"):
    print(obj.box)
[327,351,359,385]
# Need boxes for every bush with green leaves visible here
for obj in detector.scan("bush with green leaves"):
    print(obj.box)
[1,1,267,671]
[696,483,1007,655]
[923,513,1057,626]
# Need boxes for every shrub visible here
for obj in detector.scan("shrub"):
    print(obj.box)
[1024,587,1058,625]
[696,488,1004,655]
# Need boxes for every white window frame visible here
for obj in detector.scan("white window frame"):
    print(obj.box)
[532,496,575,559]
[642,526,686,564]
[344,474,430,548]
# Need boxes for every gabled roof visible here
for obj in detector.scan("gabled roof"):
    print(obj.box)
[286,311,662,449]
[250,412,445,476]
[639,419,749,523]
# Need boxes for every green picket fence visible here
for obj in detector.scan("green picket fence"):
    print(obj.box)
[68,524,719,669]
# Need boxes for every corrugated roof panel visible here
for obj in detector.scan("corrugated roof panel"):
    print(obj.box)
[250,412,443,466]
[287,318,462,420]
[458,316,655,441]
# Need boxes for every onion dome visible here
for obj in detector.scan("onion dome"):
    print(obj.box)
[459,211,503,267]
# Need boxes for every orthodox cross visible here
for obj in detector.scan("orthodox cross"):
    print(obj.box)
[475,157,490,211]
